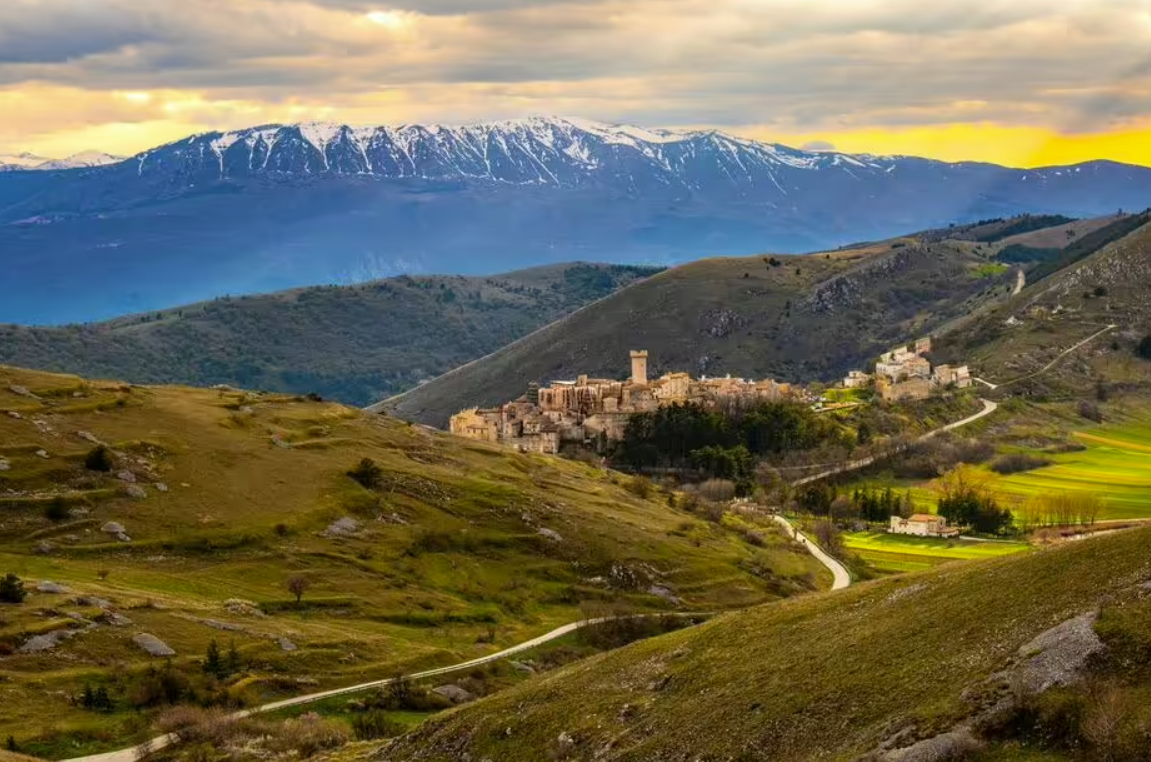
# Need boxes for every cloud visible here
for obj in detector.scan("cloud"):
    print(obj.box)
[1,0,1150,163]
[801,140,836,152]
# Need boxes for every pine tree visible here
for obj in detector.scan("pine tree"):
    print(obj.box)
[94,685,113,711]
[226,639,242,676]
[204,639,223,677]
[0,573,27,604]
[81,683,95,709]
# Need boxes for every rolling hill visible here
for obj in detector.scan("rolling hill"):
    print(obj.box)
[0,263,658,407]
[380,237,1022,427]
[5,117,1151,324]
[376,525,1151,762]
[0,364,825,757]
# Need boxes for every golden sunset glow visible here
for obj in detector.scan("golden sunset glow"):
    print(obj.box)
[1,0,1150,165]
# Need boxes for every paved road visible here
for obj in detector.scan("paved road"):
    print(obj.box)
[771,515,852,590]
[791,398,999,488]
[65,614,701,762]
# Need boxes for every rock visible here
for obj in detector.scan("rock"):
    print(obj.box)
[20,628,79,654]
[881,729,983,762]
[224,599,266,617]
[73,391,85,398]
[76,596,114,610]
[199,619,244,632]
[69,507,90,518]
[126,485,147,499]
[116,533,132,542]
[8,385,39,399]
[34,541,54,555]
[998,612,1104,695]
[6,411,22,419]
[77,431,102,445]
[279,637,298,652]
[323,517,360,538]
[35,449,50,459]
[0,458,9,471]
[101,522,126,535]
[433,684,476,705]
[103,613,134,627]
[537,528,564,543]
[156,483,169,493]
[133,633,176,657]
[116,470,137,483]
[648,585,683,605]
[509,660,536,675]
[36,581,70,594]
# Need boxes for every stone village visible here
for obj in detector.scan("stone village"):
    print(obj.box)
[450,339,972,455]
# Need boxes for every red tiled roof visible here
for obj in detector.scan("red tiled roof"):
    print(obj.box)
[908,514,941,522]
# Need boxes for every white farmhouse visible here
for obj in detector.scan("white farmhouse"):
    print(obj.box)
[889,513,960,538]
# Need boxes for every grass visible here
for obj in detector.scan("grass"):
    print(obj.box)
[843,532,1030,574]
[0,364,828,757]
[381,524,1151,762]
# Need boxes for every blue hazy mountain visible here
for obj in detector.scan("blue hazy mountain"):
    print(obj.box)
[2,116,1149,324]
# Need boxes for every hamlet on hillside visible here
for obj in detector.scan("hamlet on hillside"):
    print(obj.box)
[450,351,795,454]
[842,337,972,401]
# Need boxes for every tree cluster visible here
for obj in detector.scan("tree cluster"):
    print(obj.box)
[936,467,1013,535]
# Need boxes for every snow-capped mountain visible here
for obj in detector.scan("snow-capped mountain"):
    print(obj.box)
[0,150,124,172]
[2,116,1151,325]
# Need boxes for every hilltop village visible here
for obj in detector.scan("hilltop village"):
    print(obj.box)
[450,340,973,454]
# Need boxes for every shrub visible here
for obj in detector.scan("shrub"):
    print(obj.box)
[272,714,349,758]
[347,458,383,489]
[1078,400,1104,423]
[45,496,69,522]
[698,479,737,503]
[84,445,114,472]
[350,711,405,741]
[0,573,27,604]
[991,453,1054,475]
[625,476,653,499]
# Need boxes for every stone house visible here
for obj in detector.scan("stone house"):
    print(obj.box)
[890,513,959,538]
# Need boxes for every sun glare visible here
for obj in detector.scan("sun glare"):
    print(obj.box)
[366,9,409,28]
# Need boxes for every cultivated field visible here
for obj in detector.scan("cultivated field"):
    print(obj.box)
[842,532,1030,574]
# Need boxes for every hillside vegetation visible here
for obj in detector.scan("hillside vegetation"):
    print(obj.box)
[0,365,824,757]
[0,263,657,407]
[377,525,1151,762]
[384,239,1020,426]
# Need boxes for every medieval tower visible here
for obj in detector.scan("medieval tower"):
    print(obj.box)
[630,350,649,386]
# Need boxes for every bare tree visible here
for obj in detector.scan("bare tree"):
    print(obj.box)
[286,575,311,605]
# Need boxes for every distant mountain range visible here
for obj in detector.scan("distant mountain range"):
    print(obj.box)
[0,150,123,172]
[2,116,1151,324]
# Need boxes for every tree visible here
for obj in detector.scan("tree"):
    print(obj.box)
[347,458,383,489]
[84,445,114,472]
[856,422,872,446]
[6,736,17,752]
[226,639,242,675]
[0,573,27,604]
[286,575,311,605]
[45,496,69,522]
[1137,334,1151,361]
[204,639,224,677]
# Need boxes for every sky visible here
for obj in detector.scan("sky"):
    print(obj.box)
[2,0,1151,167]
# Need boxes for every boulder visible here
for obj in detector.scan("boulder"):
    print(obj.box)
[509,660,536,675]
[538,528,564,543]
[279,637,298,652]
[35,450,50,459]
[7,411,23,419]
[20,628,78,654]
[8,385,39,399]
[648,585,683,605]
[101,522,126,535]
[433,684,476,705]
[36,581,70,594]
[116,470,137,483]
[126,485,147,499]
[133,633,176,657]
[0,458,9,471]
[77,431,102,445]
[156,483,169,493]
[34,541,54,555]
[323,517,361,538]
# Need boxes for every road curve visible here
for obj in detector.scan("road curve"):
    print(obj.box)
[771,515,852,590]
[65,614,703,762]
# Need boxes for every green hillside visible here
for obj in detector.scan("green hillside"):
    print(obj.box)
[377,525,1151,762]
[383,238,1021,426]
[0,365,823,757]
[0,263,658,407]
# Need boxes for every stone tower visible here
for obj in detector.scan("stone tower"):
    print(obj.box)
[630,350,649,386]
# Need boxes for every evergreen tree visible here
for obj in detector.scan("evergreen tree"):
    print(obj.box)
[204,639,223,677]
[0,573,27,604]
[6,736,17,752]
[81,683,96,709]
[93,685,113,711]
[226,639,242,675]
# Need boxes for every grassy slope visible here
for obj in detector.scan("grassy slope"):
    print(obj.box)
[377,525,1151,762]
[0,263,658,407]
[842,532,1030,574]
[386,238,1019,426]
[0,365,825,755]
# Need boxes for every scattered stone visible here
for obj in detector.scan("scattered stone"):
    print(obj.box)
[224,599,266,618]
[433,684,476,705]
[199,619,245,632]
[35,449,50,459]
[8,385,39,399]
[69,507,90,518]
[887,583,929,603]
[323,517,361,538]
[0,458,9,471]
[77,431,102,445]
[73,391,85,398]
[156,483,169,493]
[509,660,536,675]
[36,581,70,594]
[116,470,137,483]
[101,522,126,536]
[126,485,147,500]
[133,633,176,657]
[103,613,134,627]
[77,596,114,610]
[880,728,983,762]
[34,541,54,555]
[537,528,564,543]
[996,612,1104,695]
[6,411,21,419]
[279,637,298,652]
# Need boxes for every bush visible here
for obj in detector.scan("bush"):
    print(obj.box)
[991,453,1054,475]
[45,496,69,522]
[272,714,349,758]
[350,711,405,741]
[698,479,737,503]
[0,574,27,604]
[84,445,114,472]
[624,476,653,499]
[1078,400,1104,423]
[347,458,383,489]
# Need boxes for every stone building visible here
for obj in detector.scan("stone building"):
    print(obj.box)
[889,513,959,538]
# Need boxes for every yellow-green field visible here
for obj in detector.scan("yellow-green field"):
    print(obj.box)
[843,532,1031,574]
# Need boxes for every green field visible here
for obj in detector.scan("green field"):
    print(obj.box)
[843,532,1031,573]
[984,422,1151,520]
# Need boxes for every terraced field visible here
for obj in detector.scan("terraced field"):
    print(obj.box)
[986,421,1151,521]
[842,532,1030,574]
